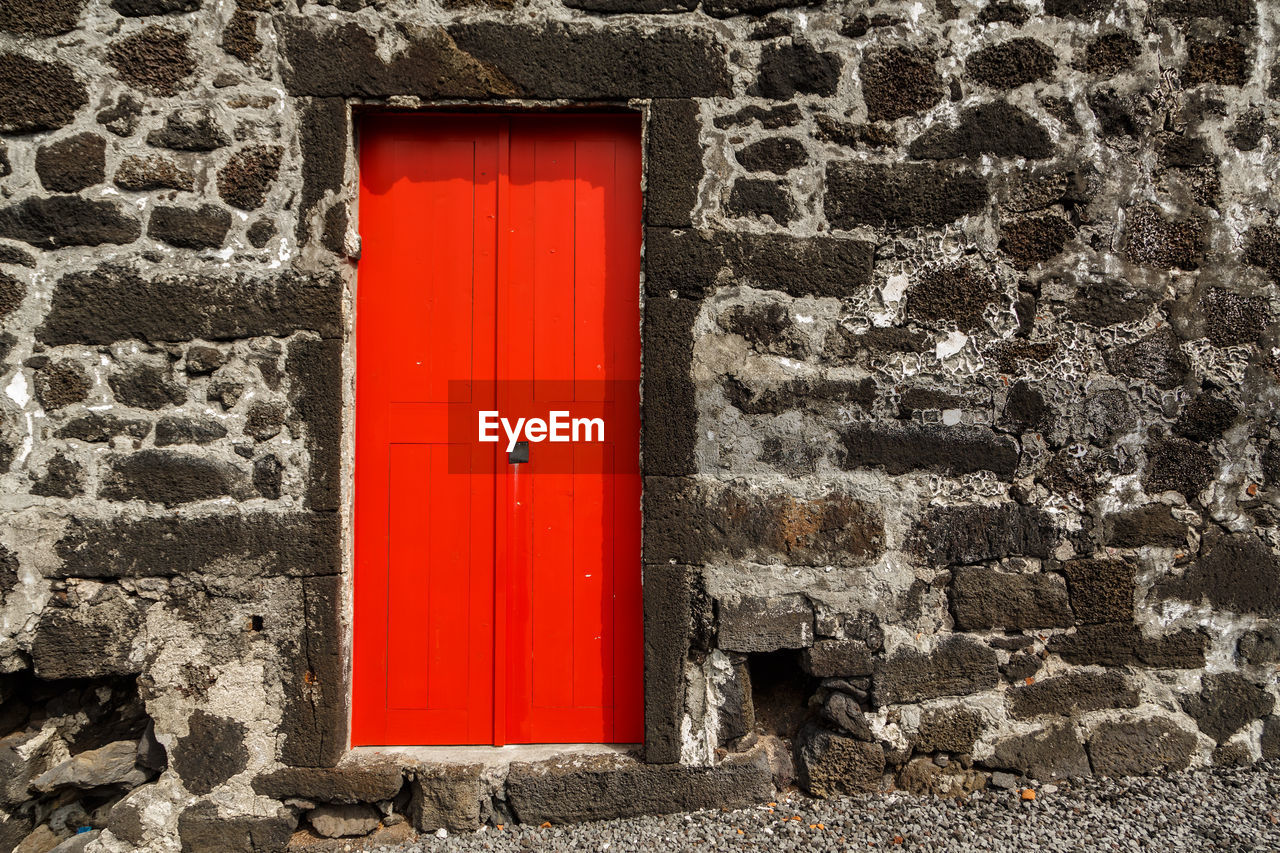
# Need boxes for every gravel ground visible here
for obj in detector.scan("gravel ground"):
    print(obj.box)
[348,761,1280,853]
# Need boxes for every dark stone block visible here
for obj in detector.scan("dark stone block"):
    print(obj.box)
[280,574,346,767]
[148,204,232,250]
[1198,287,1269,348]
[33,360,90,411]
[1047,623,1207,668]
[410,764,483,832]
[999,215,1075,269]
[840,421,1019,479]
[115,154,195,191]
[1080,33,1141,74]
[1123,204,1204,270]
[284,19,731,99]
[950,567,1074,631]
[297,98,346,245]
[1103,328,1189,389]
[100,450,250,507]
[564,0,697,11]
[1151,0,1254,25]
[218,146,283,211]
[147,108,230,151]
[719,302,789,349]
[0,545,17,601]
[1143,436,1214,500]
[57,413,151,443]
[54,513,339,579]
[155,416,228,446]
[726,178,795,224]
[222,9,260,61]
[1061,559,1134,624]
[825,161,987,229]
[913,503,1054,566]
[36,133,106,193]
[245,402,285,441]
[966,38,1056,89]
[1185,38,1248,86]
[860,45,944,122]
[0,53,87,133]
[31,589,145,679]
[0,0,86,36]
[1181,672,1274,744]
[1001,380,1049,432]
[905,263,997,331]
[989,722,1090,780]
[750,42,841,98]
[0,272,22,318]
[1244,226,1280,281]
[914,707,981,754]
[803,639,873,678]
[644,229,873,299]
[113,0,202,13]
[109,362,186,410]
[643,477,706,564]
[644,563,695,763]
[1262,716,1280,760]
[646,100,700,227]
[97,94,143,137]
[1238,626,1280,665]
[1000,651,1041,682]
[794,723,884,796]
[506,754,773,823]
[713,103,802,129]
[820,691,871,741]
[174,711,248,795]
[727,376,875,415]
[719,595,813,653]
[31,453,84,498]
[1230,109,1266,152]
[247,219,276,248]
[0,245,35,268]
[641,298,697,476]
[0,197,141,249]
[107,25,196,95]
[1173,393,1237,442]
[177,802,296,853]
[704,0,818,15]
[1159,134,1210,168]
[253,455,283,499]
[1087,87,1148,137]
[1008,671,1138,719]
[814,115,896,149]
[253,762,403,803]
[1087,718,1197,777]
[184,345,225,375]
[38,265,342,346]
[1159,529,1280,616]
[911,102,1049,160]
[287,336,342,512]
[873,636,998,705]
[736,137,807,173]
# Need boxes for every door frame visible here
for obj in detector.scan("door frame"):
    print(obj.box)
[288,98,704,767]
[349,111,644,748]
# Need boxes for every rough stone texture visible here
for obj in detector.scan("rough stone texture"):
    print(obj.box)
[1160,529,1280,616]
[989,722,1091,780]
[950,566,1074,630]
[1180,673,1276,744]
[1087,719,1199,777]
[0,54,87,133]
[505,754,773,824]
[0,197,141,249]
[148,205,232,250]
[218,146,283,211]
[1008,671,1139,719]
[718,595,814,653]
[106,26,195,95]
[173,711,248,795]
[308,804,381,838]
[409,764,482,832]
[252,762,403,803]
[873,637,999,706]
[825,162,987,229]
[1048,624,1208,669]
[1061,559,1135,624]
[35,133,106,193]
[794,724,885,796]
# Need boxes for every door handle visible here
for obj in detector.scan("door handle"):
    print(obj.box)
[508,441,529,464]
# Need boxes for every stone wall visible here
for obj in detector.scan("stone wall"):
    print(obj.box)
[0,0,1279,849]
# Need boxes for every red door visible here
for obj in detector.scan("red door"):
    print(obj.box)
[353,114,643,746]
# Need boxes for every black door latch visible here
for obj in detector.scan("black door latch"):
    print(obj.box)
[508,441,529,464]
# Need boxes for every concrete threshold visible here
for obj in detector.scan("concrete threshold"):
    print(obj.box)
[350,742,638,769]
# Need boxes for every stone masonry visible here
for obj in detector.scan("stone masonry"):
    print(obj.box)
[2,0,1280,850]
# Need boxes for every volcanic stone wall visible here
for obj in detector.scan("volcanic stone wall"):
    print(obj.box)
[1,0,1280,848]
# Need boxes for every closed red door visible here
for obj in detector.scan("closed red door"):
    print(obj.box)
[353,114,643,746]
